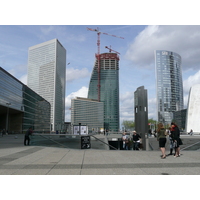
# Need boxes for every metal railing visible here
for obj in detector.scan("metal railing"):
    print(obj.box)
[91,135,118,150]
[181,140,200,151]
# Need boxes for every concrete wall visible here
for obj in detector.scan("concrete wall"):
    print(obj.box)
[186,84,200,133]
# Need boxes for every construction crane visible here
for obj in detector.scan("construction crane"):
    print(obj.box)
[87,27,124,101]
[105,46,120,55]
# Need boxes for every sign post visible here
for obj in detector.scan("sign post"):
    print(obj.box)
[81,136,91,149]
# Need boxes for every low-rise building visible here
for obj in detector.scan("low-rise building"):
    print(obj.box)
[71,97,104,134]
[0,67,50,133]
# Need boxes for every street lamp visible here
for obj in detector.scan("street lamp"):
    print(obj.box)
[6,102,11,134]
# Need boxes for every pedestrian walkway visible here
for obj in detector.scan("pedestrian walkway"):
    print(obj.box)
[0,135,200,175]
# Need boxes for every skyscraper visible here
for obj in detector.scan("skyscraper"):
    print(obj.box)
[27,39,66,131]
[155,50,184,125]
[88,53,119,132]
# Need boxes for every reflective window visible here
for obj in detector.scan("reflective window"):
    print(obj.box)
[88,53,119,131]
[155,50,184,125]
[0,67,50,133]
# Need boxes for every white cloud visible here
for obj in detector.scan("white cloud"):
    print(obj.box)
[120,91,157,124]
[65,86,88,121]
[184,95,189,109]
[67,34,86,42]
[19,74,27,85]
[40,26,55,35]
[125,25,200,70]
[65,86,88,107]
[66,67,90,82]
[39,25,86,42]
[148,98,157,120]
[183,70,200,107]
[120,70,200,123]
[183,70,200,93]
[120,91,134,106]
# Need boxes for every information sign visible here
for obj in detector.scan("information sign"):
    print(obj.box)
[81,136,91,149]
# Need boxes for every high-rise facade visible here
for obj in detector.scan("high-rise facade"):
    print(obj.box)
[71,97,104,133]
[27,39,66,131]
[155,50,184,125]
[88,53,120,132]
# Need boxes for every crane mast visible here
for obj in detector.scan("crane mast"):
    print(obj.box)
[87,27,124,101]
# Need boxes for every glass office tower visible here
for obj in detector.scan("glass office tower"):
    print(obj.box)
[88,53,120,132]
[28,39,66,131]
[155,50,184,125]
[0,67,50,133]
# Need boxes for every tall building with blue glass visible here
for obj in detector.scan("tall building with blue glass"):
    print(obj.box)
[155,50,184,125]
[88,53,119,132]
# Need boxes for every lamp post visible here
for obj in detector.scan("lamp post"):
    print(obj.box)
[6,102,11,134]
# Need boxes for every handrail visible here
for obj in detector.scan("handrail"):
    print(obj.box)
[181,140,200,151]
[91,135,118,150]
[33,134,70,148]
[148,141,154,150]
[32,133,119,150]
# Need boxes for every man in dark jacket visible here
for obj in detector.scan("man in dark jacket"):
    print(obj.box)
[24,127,33,146]
[132,131,141,150]
[170,122,181,157]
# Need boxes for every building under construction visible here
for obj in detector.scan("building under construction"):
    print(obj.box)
[88,53,120,132]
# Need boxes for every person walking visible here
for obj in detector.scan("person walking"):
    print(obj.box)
[171,122,182,157]
[2,129,5,137]
[132,131,141,150]
[167,127,174,156]
[157,123,167,159]
[24,127,33,146]
[122,132,129,150]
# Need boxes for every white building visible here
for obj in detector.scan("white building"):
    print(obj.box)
[186,84,200,133]
[27,39,66,131]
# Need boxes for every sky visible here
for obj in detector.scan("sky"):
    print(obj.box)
[1,0,200,192]
[1,25,200,127]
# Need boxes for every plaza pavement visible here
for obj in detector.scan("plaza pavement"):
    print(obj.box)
[0,134,200,175]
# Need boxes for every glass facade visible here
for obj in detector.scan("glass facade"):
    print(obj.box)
[0,67,50,133]
[71,97,104,133]
[155,50,184,125]
[88,53,119,132]
[173,109,187,131]
[27,39,66,131]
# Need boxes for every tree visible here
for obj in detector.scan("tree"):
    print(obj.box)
[148,118,157,131]
[122,120,135,131]
[148,118,157,125]
[122,118,158,132]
